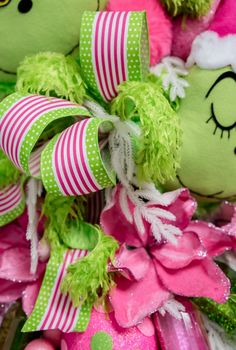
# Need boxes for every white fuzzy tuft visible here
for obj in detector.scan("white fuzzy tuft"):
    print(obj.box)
[187,31,236,72]
[158,298,186,320]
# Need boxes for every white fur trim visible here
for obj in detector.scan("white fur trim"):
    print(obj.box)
[187,31,236,72]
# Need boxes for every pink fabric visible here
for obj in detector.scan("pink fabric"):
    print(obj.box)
[62,308,158,350]
[172,0,221,60]
[0,211,45,303]
[210,0,236,36]
[106,0,172,65]
[154,298,209,350]
[101,185,231,327]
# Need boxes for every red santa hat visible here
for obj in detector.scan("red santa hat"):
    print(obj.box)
[186,0,236,72]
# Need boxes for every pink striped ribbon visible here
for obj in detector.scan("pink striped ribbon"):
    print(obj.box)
[37,249,87,332]
[0,183,23,215]
[52,119,101,196]
[29,143,48,178]
[92,11,130,102]
[0,95,80,171]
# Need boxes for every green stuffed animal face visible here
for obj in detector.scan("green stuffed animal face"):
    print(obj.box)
[0,0,107,82]
[166,65,236,201]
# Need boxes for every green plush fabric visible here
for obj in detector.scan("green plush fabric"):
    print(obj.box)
[162,0,212,17]
[0,0,107,83]
[165,66,236,202]
[111,81,181,184]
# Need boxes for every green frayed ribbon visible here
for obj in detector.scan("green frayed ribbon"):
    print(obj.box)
[17,52,86,103]
[61,226,119,308]
[161,0,212,18]
[111,81,182,184]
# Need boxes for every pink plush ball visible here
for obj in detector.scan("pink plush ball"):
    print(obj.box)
[24,339,55,350]
[62,308,158,350]
[106,0,172,65]
[44,330,62,347]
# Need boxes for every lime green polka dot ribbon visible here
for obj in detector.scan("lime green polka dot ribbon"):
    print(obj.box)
[0,92,91,178]
[0,180,25,227]
[41,117,116,196]
[22,248,92,333]
[80,11,150,102]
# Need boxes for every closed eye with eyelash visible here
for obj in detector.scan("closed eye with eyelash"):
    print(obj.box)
[205,71,236,139]
[206,102,236,139]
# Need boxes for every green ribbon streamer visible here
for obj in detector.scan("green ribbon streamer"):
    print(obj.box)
[193,265,236,334]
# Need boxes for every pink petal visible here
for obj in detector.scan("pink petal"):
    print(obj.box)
[0,279,28,303]
[112,245,151,281]
[137,317,156,337]
[188,221,235,257]
[0,247,45,282]
[154,258,230,303]
[110,261,170,327]
[212,202,236,227]
[22,276,43,316]
[0,223,28,252]
[151,232,206,269]
[101,186,148,247]
[163,189,197,230]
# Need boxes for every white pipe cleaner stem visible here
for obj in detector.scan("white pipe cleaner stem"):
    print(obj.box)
[26,178,42,274]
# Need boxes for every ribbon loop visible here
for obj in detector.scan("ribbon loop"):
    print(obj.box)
[0,93,91,178]
[22,248,92,333]
[80,11,149,102]
[0,181,25,226]
[41,118,116,197]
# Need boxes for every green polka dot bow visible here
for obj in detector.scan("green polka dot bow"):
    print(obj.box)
[0,92,116,199]
[80,11,149,103]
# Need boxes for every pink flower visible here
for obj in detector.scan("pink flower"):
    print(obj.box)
[101,185,230,328]
[0,211,45,304]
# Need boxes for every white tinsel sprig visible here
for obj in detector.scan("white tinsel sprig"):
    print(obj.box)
[150,56,189,102]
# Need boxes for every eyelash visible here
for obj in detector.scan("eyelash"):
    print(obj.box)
[206,103,236,139]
